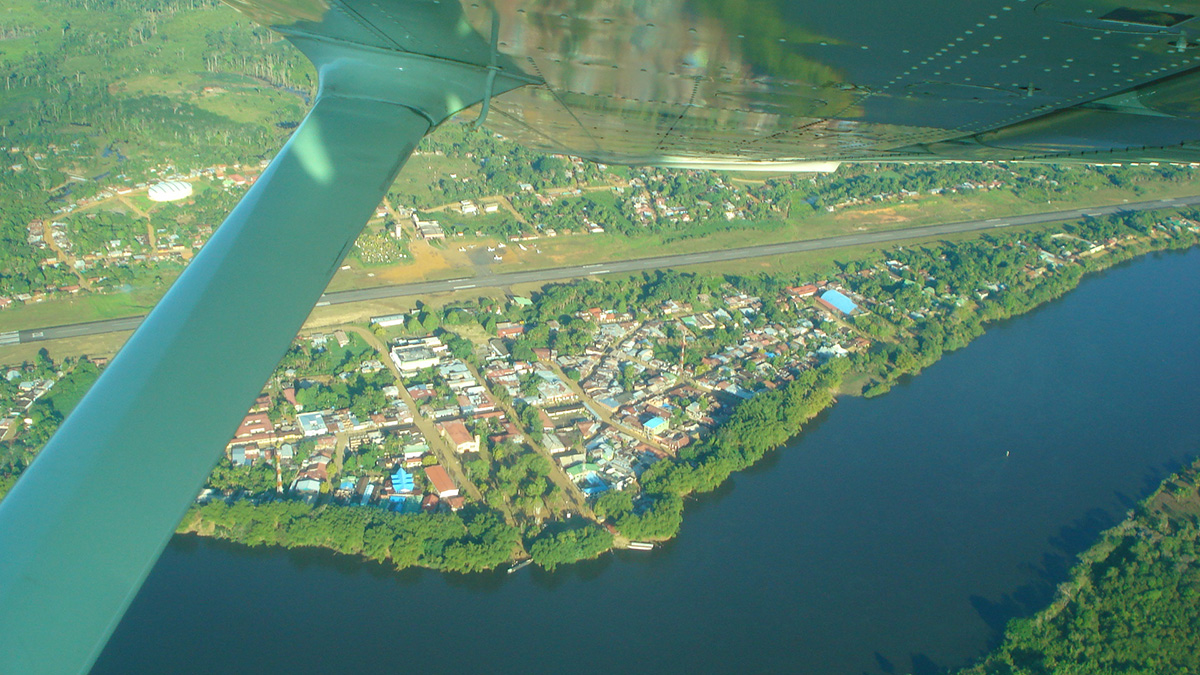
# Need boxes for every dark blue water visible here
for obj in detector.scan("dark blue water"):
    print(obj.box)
[94,248,1200,675]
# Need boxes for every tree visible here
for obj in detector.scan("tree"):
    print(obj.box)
[511,341,536,362]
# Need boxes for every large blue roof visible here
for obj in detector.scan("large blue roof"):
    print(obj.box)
[820,289,858,315]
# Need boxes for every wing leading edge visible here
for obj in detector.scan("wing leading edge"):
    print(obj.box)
[0,94,431,674]
[0,1,534,669]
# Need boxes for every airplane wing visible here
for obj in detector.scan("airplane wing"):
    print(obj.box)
[466,0,1200,166]
[0,56,527,674]
[5,0,1200,672]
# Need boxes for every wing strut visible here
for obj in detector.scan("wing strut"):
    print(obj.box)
[0,91,428,674]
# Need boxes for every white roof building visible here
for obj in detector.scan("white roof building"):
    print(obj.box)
[147,180,193,202]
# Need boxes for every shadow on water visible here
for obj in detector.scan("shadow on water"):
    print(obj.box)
[528,552,616,589]
[908,653,944,675]
[969,506,1119,640]
[872,652,896,674]
[966,450,1200,645]
[970,497,1155,642]
[173,533,424,584]
[1046,507,1118,563]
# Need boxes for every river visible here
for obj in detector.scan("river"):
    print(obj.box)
[94,248,1200,675]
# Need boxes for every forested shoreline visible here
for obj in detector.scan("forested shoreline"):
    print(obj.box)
[956,457,1200,675]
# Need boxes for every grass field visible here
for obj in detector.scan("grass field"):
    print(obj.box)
[0,331,132,366]
[0,288,164,332]
[480,181,1200,274]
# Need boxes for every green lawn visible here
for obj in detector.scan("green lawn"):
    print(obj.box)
[0,289,165,332]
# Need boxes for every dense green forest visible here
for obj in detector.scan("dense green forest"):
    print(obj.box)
[181,499,521,574]
[957,459,1200,675]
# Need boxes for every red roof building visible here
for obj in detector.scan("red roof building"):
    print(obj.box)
[437,419,479,453]
[424,465,459,498]
[786,284,819,298]
[233,413,274,439]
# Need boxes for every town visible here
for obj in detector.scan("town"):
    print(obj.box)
[127,209,1194,565]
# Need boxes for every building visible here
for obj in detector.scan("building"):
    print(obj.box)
[787,284,819,298]
[390,344,440,373]
[412,213,445,239]
[232,413,274,439]
[390,467,415,493]
[294,478,322,493]
[297,411,329,436]
[818,289,858,315]
[424,465,459,498]
[643,416,669,435]
[147,180,193,202]
[371,313,407,328]
[438,419,479,453]
[496,321,524,338]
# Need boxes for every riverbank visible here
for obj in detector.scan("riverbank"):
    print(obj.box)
[178,212,1200,573]
[956,456,1200,674]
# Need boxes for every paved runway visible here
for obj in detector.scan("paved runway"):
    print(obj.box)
[15,194,1200,344]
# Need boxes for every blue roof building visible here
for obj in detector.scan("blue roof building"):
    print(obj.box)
[391,467,414,493]
[820,289,858,315]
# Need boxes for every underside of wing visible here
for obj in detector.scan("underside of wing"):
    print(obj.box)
[237,0,1200,166]
[0,90,435,675]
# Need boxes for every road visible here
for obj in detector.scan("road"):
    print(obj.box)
[339,324,489,510]
[11,194,1200,345]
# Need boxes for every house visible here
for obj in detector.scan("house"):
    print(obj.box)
[294,478,322,494]
[643,416,669,435]
[390,467,415,493]
[496,321,524,338]
[229,412,279,446]
[249,394,271,413]
[488,338,510,358]
[437,419,479,453]
[543,433,566,454]
[424,465,459,498]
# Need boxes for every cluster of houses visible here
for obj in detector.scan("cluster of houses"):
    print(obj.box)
[0,369,63,435]
[4,158,273,309]
[191,215,1200,517]
[822,178,1009,212]
[215,332,469,510]
[449,199,501,217]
